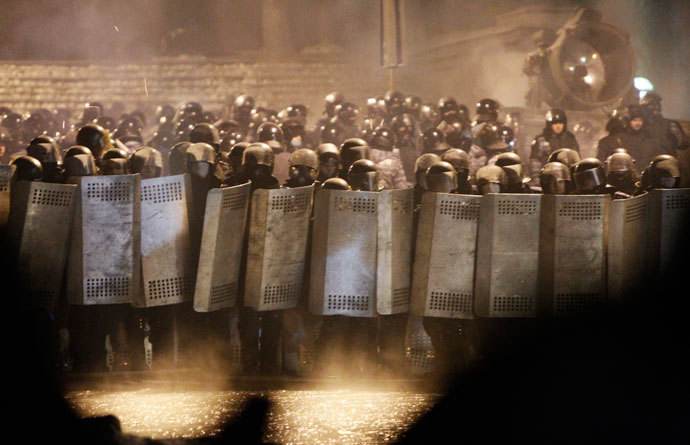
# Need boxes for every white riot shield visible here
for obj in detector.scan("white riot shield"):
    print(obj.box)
[608,193,649,301]
[245,185,314,311]
[411,192,481,319]
[377,188,414,315]
[310,189,378,317]
[193,183,250,312]
[0,165,14,233]
[646,188,690,279]
[539,194,610,316]
[66,175,141,305]
[6,181,76,310]
[134,174,195,307]
[474,194,541,318]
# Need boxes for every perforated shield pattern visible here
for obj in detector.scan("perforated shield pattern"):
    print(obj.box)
[136,174,195,307]
[6,181,76,311]
[66,175,141,305]
[646,188,690,279]
[538,194,609,316]
[193,182,250,312]
[310,189,377,317]
[608,193,648,301]
[245,186,314,311]
[474,194,541,318]
[411,192,481,319]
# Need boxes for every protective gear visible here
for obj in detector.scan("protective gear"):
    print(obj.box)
[130,147,163,179]
[404,96,422,119]
[540,162,573,194]
[445,124,471,150]
[316,143,340,181]
[27,142,61,165]
[286,148,318,186]
[185,142,216,179]
[646,155,681,189]
[280,118,307,150]
[425,161,458,193]
[369,127,396,151]
[640,91,662,112]
[605,152,636,195]
[319,122,342,145]
[64,154,97,177]
[335,102,359,124]
[100,158,130,175]
[475,165,507,195]
[545,108,567,126]
[474,98,500,123]
[256,122,284,152]
[324,91,345,117]
[10,156,43,181]
[495,152,529,193]
[420,104,440,131]
[572,158,607,193]
[414,153,442,189]
[438,97,460,123]
[76,124,111,160]
[168,141,191,176]
[102,147,128,161]
[384,91,405,117]
[348,159,382,191]
[243,142,275,180]
[391,114,416,146]
[547,148,581,169]
[219,132,244,155]
[339,140,371,177]
[215,120,241,138]
[321,177,351,190]
[421,128,449,154]
[189,123,220,148]
[478,122,514,152]
[226,141,250,184]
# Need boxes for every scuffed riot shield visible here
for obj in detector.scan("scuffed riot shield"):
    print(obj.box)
[377,188,414,315]
[539,194,610,316]
[647,188,690,279]
[66,175,141,305]
[6,181,76,310]
[193,182,250,312]
[608,193,648,301]
[0,164,14,233]
[134,174,195,307]
[310,189,378,317]
[411,192,481,319]
[474,194,541,318]
[245,185,314,311]
[404,314,435,375]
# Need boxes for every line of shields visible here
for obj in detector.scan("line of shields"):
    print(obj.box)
[2,165,689,366]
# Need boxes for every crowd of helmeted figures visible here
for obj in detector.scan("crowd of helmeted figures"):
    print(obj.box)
[1,88,688,379]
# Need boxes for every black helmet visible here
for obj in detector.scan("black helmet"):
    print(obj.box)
[219,132,244,155]
[640,91,662,113]
[215,120,241,138]
[186,142,216,178]
[441,148,470,178]
[100,158,130,175]
[478,122,513,151]
[420,104,439,127]
[63,153,97,177]
[234,94,255,111]
[27,142,61,165]
[189,123,220,147]
[10,155,43,181]
[605,152,635,173]
[347,159,381,191]
[324,91,345,116]
[404,96,422,118]
[288,148,319,184]
[316,143,339,163]
[421,128,449,154]
[545,108,567,126]
[647,154,681,189]
[494,152,525,190]
[370,126,396,151]
[445,125,471,150]
[102,147,129,161]
[390,114,416,143]
[540,162,572,195]
[257,122,285,152]
[475,98,500,122]
[425,161,458,193]
[572,158,606,193]
[280,118,306,146]
[438,97,459,115]
[384,90,405,116]
[322,177,351,190]
[130,147,163,179]
[168,141,191,175]
[94,116,116,131]
[335,102,359,123]
[228,141,250,177]
[547,148,581,169]
[64,145,92,160]
[476,165,507,195]
[319,122,342,145]
[414,153,442,189]
[340,142,371,172]
[76,123,110,159]
[242,142,275,170]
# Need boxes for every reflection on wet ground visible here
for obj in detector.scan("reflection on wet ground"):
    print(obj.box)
[65,376,439,443]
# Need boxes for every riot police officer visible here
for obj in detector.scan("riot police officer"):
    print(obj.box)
[257,122,289,185]
[338,138,371,181]
[76,123,112,162]
[100,148,130,175]
[619,104,667,168]
[495,152,532,193]
[529,109,579,178]
[331,102,360,141]
[369,127,412,190]
[572,158,615,195]
[315,143,339,183]
[540,162,573,195]
[391,113,420,182]
[441,148,473,194]
[412,153,443,206]
[596,117,626,161]
[638,155,682,191]
[283,148,318,188]
[421,128,450,156]
[469,122,515,177]
[26,141,63,183]
[605,152,638,196]
[168,141,191,176]
[475,165,508,195]
[130,147,163,179]
[9,155,43,182]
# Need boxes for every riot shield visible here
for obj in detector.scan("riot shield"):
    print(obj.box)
[66,175,141,305]
[6,181,76,310]
[474,194,542,318]
[193,182,250,312]
[411,192,481,319]
[647,188,690,279]
[245,185,314,311]
[0,164,14,233]
[135,174,195,307]
[539,194,610,316]
[310,189,378,317]
[608,193,648,301]
[377,188,414,315]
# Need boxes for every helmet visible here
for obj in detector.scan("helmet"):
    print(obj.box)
[215,120,241,138]
[384,90,405,116]
[414,153,442,189]
[425,161,458,193]
[573,120,593,139]
[76,124,110,159]
[130,147,163,179]
[64,145,92,160]
[340,141,371,172]
[10,156,43,181]
[242,142,275,171]
[420,104,439,128]
[605,152,635,173]
[545,108,567,126]
[288,148,319,185]
[640,91,662,113]
[219,132,244,156]
[438,97,458,115]
[168,141,191,175]
[201,111,216,124]
[117,115,144,135]
[404,96,422,117]
[347,159,381,191]
[324,91,345,116]
[185,142,216,178]
[421,128,449,154]
[494,152,525,189]
[94,116,116,132]
[445,125,471,149]
[27,142,61,165]
[189,123,220,147]
[369,127,396,151]
[441,148,470,182]
[100,158,130,175]
[335,102,359,123]
[478,123,513,151]
[280,118,306,148]
[390,114,416,144]
[316,143,340,180]
[155,104,175,124]
[228,141,250,177]
[547,148,581,169]
[572,158,606,193]
[476,165,507,195]
[257,122,285,151]
[647,154,681,189]
[475,98,500,122]
[540,162,572,195]
[63,153,96,177]
[321,177,351,190]
[233,94,255,120]
[102,147,129,161]
[319,122,342,145]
